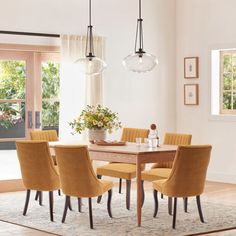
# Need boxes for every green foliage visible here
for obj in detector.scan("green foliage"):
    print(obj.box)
[69,105,122,134]
[41,61,60,128]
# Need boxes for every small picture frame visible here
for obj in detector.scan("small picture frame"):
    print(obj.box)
[184,84,199,105]
[184,57,199,78]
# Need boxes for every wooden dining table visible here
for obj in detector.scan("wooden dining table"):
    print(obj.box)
[49,141,177,227]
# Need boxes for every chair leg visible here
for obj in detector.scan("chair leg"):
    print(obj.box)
[184,197,188,213]
[153,189,158,217]
[78,198,82,212]
[88,198,94,229]
[39,191,43,206]
[196,195,205,223]
[172,197,178,229]
[23,189,31,216]
[119,178,122,194]
[126,180,131,210]
[97,175,102,203]
[35,191,39,201]
[107,189,113,218]
[168,197,172,215]
[68,197,72,211]
[58,189,61,196]
[49,191,54,222]
[161,193,164,199]
[141,180,145,208]
[62,195,70,223]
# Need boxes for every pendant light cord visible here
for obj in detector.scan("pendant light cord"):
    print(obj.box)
[89,0,92,26]
[139,0,141,19]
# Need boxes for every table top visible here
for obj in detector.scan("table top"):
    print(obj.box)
[49,141,178,155]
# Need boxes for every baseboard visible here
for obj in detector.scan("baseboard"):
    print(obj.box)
[0,179,25,193]
[207,171,236,184]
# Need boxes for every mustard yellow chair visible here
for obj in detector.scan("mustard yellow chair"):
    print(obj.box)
[141,133,192,210]
[16,141,60,222]
[96,127,149,210]
[30,130,61,198]
[152,145,212,229]
[55,145,113,229]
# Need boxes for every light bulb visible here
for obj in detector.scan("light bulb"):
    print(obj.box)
[139,57,143,64]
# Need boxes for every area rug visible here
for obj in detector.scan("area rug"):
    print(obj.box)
[0,189,235,236]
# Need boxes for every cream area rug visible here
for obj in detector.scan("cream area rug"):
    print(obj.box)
[0,189,235,236]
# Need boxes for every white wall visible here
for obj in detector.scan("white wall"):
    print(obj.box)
[176,0,236,183]
[0,0,177,141]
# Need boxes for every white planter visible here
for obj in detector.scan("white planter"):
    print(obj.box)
[88,129,106,142]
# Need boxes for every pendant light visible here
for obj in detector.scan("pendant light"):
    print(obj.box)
[123,0,158,73]
[75,0,107,76]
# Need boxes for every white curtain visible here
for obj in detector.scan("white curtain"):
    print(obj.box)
[59,35,105,141]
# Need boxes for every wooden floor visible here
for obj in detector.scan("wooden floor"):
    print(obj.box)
[0,181,235,236]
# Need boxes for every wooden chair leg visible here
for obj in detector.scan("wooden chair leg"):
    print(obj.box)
[39,191,43,206]
[58,189,61,196]
[196,195,205,223]
[119,178,122,194]
[126,180,131,210]
[68,197,72,211]
[172,197,178,229]
[49,191,54,222]
[35,191,39,201]
[97,175,102,203]
[88,198,93,229]
[168,197,172,215]
[78,198,82,212]
[153,189,158,217]
[184,197,188,213]
[141,180,145,208]
[107,189,113,218]
[62,195,70,223]
[23,189,31,216]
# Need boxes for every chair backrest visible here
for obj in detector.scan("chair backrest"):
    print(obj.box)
[152,133,192,169]
[55,145,105,198]
[30,130,58,141]
[162,145,212,197]
[121,127,149,143]
[16,141,60,191]
[163,133,192,146]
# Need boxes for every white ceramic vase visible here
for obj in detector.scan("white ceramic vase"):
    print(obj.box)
[88,129,106,142]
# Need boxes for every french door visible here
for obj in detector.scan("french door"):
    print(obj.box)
[0,45,60,183]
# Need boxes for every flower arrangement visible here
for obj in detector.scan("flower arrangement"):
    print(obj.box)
[69,105,122,134]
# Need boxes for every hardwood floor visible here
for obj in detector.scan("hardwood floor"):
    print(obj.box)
[0,181,235,236]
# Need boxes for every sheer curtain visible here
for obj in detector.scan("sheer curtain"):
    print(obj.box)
[59,35,105,141]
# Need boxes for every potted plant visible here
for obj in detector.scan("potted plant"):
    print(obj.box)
[69,105,122,142]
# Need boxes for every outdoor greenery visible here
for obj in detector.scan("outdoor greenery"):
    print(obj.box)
[70,105,122,134]
[42,62,60,128]
[223,54,236,110]
[0,61,25,128]
[0,60,60,129]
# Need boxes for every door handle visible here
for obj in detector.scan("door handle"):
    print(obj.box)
[35,111,41,129]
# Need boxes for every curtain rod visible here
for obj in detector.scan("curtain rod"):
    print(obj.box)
[0,30,60,38]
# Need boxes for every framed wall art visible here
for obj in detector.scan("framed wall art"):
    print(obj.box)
[184,84,199,105]
[184,57,199,79]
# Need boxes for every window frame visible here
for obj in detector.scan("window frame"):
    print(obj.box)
[220,50,236,114]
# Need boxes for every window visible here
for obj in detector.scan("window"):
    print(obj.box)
[220,50,236,114]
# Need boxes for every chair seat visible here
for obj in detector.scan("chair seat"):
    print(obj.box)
[100,180,113,193]
[141,168,172,182]
[152,179,167,193]
[97,163,141,180]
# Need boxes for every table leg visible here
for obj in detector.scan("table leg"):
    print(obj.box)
[136,156,142,227]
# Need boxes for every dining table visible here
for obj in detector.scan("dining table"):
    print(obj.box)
[49,141,177,227]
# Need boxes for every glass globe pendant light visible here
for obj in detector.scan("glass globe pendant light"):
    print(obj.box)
[123,0,158,73]
[75,0,107,76]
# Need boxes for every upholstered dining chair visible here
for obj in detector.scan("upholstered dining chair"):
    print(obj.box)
[141,133,192,212]
[30,130,61,198]
[55,145,113,229]
[96,127,149,210]
[16,141,60,222]
[152,145,212,229]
